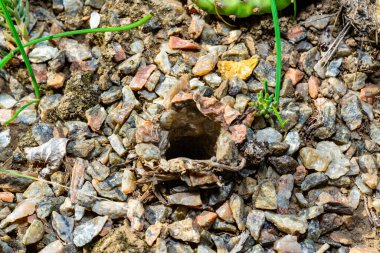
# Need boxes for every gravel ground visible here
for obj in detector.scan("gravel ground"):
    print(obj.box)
[0,0,379,252]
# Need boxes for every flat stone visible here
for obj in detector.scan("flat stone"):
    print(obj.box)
[274,235,302,253]
[192,53,217,76]
[145,204,172,224]
[52,211,74,242]
[167,192,202,207]
[39,240,64,253]
[92,200,128,219]
[29,46,59,63]
[108,134,126,157]
[265,212,308,234]
[304,14,331,29]
[168,218,201,243]
[301,172,329,191]
[73,216,108,247]
[255,181,277,210]
[135,143,161,160]
[316,141,350,179]
[0,129,11,149]
[22,219,45,245]
[0,93,17,109]
[118,53,142,74]
[127,198,144,231]
[246,210,265,240]
[299,147,331,172]
[341,93,363,130]
[253,127,282,144]
[269,155,298,175]
[229,193,245,231]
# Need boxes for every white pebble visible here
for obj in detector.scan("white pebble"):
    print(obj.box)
[90,12,100,29]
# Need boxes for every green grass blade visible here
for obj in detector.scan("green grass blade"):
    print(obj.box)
[270,0,282,104]
[2,100,37,125]
[0,0,40,100]
[0,14,152,69]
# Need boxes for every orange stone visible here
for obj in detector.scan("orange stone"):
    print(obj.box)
[195,211,218,228]
[285,68,304,85]
[216,201,234,223]
[0,192,14,203]
[47,72,65,89]
[308,76,320,99]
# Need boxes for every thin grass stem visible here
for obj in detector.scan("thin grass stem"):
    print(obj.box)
[2,100,37,125]
[269,0,282,104]
[0,0,39,100]
[0,14,152,68]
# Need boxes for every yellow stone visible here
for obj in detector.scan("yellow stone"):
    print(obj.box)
[217,57,259,80]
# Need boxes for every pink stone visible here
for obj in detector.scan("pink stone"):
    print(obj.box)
[169,36,201,50]
[130,64,157,91]
[285,68,304,85]
[230,124,247,144]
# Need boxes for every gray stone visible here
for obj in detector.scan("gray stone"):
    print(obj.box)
[52,211,74,242]
[135,143,161,160]
[32,123,54,144]
[326,58,342,77]
[302,47,319,76]
[23,181,54,200]
[301,172,328,191]
[0,129,11,150]
[370,123,380,145]
[304,14,331,30]
[100,86,122,105]
[85,0,105,9]
[88,160,110,181]
[343,72,367,91]
[341,93,363,130]
[277,174,294,212]
[316,141,350,179]
[29,46,59,63]
[145,205,172,224]
[246,210,265,240]
[73,216,108,247]
[253,127,282,144]
[118,53,142,75]
[92,200,129,219]
[0,93,17,109]
[108,134,126,157]
[285,131,301,155]
[254,59,276,87]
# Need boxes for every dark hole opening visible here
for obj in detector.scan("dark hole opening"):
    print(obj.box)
[164,105,221,160]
